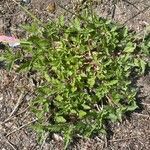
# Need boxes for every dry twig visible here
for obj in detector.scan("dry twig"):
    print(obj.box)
[6,119,38,137]
[40,132,49,150]
[3,136,17,150]
[1,92,24,125]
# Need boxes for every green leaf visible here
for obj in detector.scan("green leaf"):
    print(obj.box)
[44,103,49,112]
[127,101,138,111]
[21,23,42,35]
[71,86,77,92]
[108,113,118,122]
[124,42,136,53]
[134,58,139,67]
[70,109,77,114]
[44,72,51,82]
[73,18,81,30]
[55,116,66,123]
[106,80,118,86]
[139,59,146,74]
[17,61,31,72]
[123,27,128,37]
[56,95,63,101]
[59,15,65,26]
[82,104,91,110]
[87,76,95,88]
[79,110,87,118]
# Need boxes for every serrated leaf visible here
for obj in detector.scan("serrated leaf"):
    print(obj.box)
[126,101,138,111]
[108,113,118,122]
[21,23,41,35]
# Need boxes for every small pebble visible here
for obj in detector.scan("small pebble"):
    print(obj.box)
[0,94,3,101]
[94,136,102,142]
[23,93,31,101]
[53,133,63,141]
[5,122,15,128]
[21,0,31,4]
[0,104,3,109]
[6,107,12,114]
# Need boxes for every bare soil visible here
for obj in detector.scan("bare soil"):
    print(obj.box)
[0,0,150,150]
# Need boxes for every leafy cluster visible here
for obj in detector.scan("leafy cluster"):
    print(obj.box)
[1,10,149,148]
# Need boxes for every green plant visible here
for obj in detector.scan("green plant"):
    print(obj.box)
[1,10,149,149]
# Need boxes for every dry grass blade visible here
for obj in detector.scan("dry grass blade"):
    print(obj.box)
[122,0,140,10]
[109,136,139,142]
[123,5,150,25]
[40,132,49,150]
[3,136,17,150]
[1,92,24,124]
[6,119,38,137]
[11,0,42,24]
[133,113,150,118]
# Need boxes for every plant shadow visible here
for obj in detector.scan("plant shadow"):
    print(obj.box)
[0,43,6,69]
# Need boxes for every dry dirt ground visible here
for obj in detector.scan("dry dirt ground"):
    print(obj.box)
[0,0,150,150]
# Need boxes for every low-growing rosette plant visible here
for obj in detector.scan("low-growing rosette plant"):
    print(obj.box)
[1,10,149,148]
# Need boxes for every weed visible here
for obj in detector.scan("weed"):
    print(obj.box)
[1,9,149,149]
